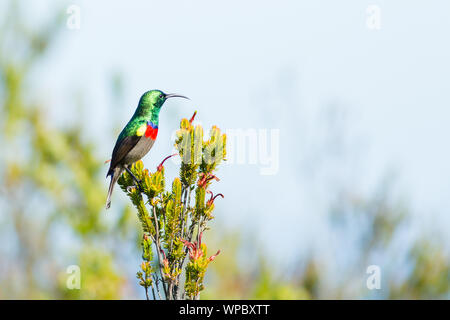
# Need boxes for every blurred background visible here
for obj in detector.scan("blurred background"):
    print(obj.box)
[0,0,449,299]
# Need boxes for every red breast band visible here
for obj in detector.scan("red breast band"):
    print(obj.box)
[145,125,158,139]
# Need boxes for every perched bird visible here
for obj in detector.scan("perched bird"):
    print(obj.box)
[106,90,188,209]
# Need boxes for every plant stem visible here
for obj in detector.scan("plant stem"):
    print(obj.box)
[152,274,162,300]
[151,205,168,299]
[150,283,156,300]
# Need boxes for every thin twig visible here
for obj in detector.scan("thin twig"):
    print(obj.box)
[150,282,156,300]
[175,186,190,300]
[152,205,168,299]
[153,274,163,300]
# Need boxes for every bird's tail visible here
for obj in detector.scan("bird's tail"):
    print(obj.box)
[106,167,123,210]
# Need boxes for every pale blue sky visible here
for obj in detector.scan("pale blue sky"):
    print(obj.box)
[22,0,450,263]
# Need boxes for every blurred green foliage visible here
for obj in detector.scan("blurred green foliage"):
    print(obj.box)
[203,184,449,299]
[58,248,124,300]
[0,2,131,299]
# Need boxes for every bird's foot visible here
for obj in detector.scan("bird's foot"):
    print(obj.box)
[136,181,144,193]
[126,182,144,194]
[124,166,144,193]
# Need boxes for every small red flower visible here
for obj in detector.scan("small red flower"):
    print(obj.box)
[189,111,197,124]
[206,191,224,207]
[182,233,204,261]
[157,153,178,171]
[197,172,220,188]
[208,250,221,262]
[182,232,220,263]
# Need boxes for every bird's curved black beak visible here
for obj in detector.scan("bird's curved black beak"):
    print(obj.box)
[165,93,190,100]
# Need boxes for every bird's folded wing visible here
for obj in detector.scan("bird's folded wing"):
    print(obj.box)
[110,135,142,169]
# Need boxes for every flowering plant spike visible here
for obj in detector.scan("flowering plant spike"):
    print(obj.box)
[118,112,226,300]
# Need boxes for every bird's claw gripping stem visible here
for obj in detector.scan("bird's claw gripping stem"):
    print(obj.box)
[125,167,144,193]
[136,182,144,193]
[126,184,144,193]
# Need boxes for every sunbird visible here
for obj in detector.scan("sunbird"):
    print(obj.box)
[106,90,189,209]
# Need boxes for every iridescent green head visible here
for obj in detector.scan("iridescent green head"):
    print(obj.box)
[134,90,189,122]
